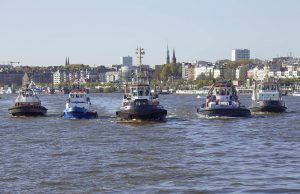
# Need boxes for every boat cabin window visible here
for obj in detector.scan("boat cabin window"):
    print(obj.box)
[138,87,144,96]
[258,85,262,90]
[215,88,229,96]
[145,88,150,96]
[131,88,137,96]
[262,84,276,90]
[220,88,226,95]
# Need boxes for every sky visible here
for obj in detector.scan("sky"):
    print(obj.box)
[0,0,300,66]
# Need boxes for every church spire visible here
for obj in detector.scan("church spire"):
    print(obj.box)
[166,44,170,64]
[172,48,176,64]
[65,57,68,66]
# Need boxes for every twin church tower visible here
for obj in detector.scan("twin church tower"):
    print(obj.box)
[166,44,176,64]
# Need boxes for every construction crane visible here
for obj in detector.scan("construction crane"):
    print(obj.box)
[9,61,21,65]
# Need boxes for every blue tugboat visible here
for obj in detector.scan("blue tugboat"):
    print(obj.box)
[197,65,251,118]
[62,81,97,119]
[116,47,167,122]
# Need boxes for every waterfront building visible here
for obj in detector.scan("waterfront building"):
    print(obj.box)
[181,62,193,80]
[232,49,250,61]
[53,70,70,86]
[120,66,129,82]
[0,64,14,72]
[0,71,23,86]
[31,72,53,84]
[105,71,120,82]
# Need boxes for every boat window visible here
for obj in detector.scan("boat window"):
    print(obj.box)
[138,87,144,96]
[215,89,219,95]
[76,94,79,98]
[220,88,226,95]
[145,88,150,96]
[258,85,262,90]
[70,94,74,98]
[132,88,137,96]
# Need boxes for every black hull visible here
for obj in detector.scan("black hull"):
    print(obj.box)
[197,107,251,118]
[116,106,167,122]
[251,100,286,113]
[8,105,47,116]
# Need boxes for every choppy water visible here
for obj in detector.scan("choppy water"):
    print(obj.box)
[1,93,300,193]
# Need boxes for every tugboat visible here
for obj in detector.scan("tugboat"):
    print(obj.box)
[28,81,43,95]
[8,85,47,116]
[251,64,286,113]
[62,80,97,119]
[116,47,167,121]
[197,65,251,118]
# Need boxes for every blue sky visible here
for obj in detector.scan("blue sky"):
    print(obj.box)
[0,0,300,66]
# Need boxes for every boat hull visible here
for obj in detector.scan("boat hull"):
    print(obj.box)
[63,107,98,119]
[8,105,47,116]
[251,100,286,113]
[197,107,251,118]
[116,105,167,122]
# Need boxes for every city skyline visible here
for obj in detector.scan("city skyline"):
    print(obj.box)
[1,0,300,66]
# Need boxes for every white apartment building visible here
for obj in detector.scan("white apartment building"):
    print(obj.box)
[232,49,250,61]
[105,71,120,82]
[194,64,220,80]
[53,70,69,86]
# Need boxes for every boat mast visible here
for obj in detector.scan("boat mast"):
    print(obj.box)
[135,47,146,84]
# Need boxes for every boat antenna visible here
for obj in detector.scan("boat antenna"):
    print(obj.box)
[135,47,145,84]
[136,47,145,68]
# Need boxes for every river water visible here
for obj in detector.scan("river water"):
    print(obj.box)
[0,93,300,193]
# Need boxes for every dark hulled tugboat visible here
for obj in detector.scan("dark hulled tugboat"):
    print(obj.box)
[251,64,286,113]
[9,72,47,116]
[8,85,47,116]
[116,47,167,122]
[197,65,251,118]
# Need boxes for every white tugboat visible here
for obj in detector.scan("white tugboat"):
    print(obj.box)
[28,81,43,95]
[251,64,286,113]
[116,47,167,121]
[197,65,251,118]
[8,73,47,116]
[62,80,97,119]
